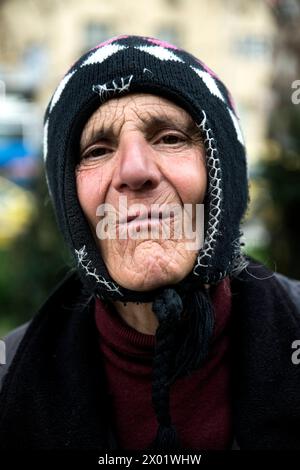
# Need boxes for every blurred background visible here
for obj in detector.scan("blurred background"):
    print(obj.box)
[0,0,300,336]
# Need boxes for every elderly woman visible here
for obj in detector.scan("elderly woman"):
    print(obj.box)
[0,35,300,451]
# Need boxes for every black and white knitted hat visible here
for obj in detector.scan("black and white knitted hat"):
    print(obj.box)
[44,35,249,449]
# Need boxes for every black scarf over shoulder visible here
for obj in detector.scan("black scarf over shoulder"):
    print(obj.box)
[0,259,300,450]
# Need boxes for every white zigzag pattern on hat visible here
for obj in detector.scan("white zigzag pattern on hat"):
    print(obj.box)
[48,45,128,114]
[81,44,128,67]
[227,107,245,146]
[134,45,184,63]
[190,66,225,102]
[43,119,49,162]
[49,70,76,113]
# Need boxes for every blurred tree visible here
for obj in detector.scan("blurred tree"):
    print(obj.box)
[0,169,72,334]
[257,0,300,278]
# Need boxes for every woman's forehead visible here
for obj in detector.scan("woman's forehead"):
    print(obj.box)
[80,92,195,140]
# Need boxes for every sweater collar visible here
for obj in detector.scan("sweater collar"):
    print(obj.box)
[95,277,232,359]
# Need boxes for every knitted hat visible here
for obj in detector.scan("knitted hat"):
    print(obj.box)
[44,35,249,449]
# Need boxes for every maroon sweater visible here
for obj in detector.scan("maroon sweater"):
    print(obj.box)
[95,279,233,450]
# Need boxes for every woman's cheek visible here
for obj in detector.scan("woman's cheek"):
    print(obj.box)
[76,172,97,226]
[77,169,114,230]
[168,172,206,205]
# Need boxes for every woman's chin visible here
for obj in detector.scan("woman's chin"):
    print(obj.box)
[108,259,190,292]
[116,275,179,292]
[102,240,197,291]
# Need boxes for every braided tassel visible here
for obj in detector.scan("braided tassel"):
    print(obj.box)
[152,423,179,450]
[171,286,215,382]
[150,285,215,450]
[151,288,183,450]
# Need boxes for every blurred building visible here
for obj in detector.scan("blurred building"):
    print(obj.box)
[0,92,41,185]
[0,0,276,164]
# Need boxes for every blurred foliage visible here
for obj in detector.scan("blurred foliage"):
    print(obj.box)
[244,243,276,272]
[0,170,72,336]
[258,145,300,278]
[255,0,300,280]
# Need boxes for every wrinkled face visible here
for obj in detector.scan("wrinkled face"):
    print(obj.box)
[76,93,207,291]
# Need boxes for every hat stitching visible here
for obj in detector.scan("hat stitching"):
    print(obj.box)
[92,75,133,103]
[75,245,122,295]
[193,110,222,274]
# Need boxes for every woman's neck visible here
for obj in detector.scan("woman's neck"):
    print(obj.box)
[113,300,158,335]
[112,283,210,335]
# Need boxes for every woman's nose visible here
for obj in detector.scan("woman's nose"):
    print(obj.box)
[112,133,161,192]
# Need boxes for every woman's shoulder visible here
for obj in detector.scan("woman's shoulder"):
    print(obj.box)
[273,271,300,312]
[0,322,30,391]
[232,256,300,310]
[0,268,83,394]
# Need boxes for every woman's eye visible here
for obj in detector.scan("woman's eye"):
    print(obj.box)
[159,134,186,145]
[83,147,110,159]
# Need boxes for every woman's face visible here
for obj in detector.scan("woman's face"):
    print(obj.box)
[76,93,207,291]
